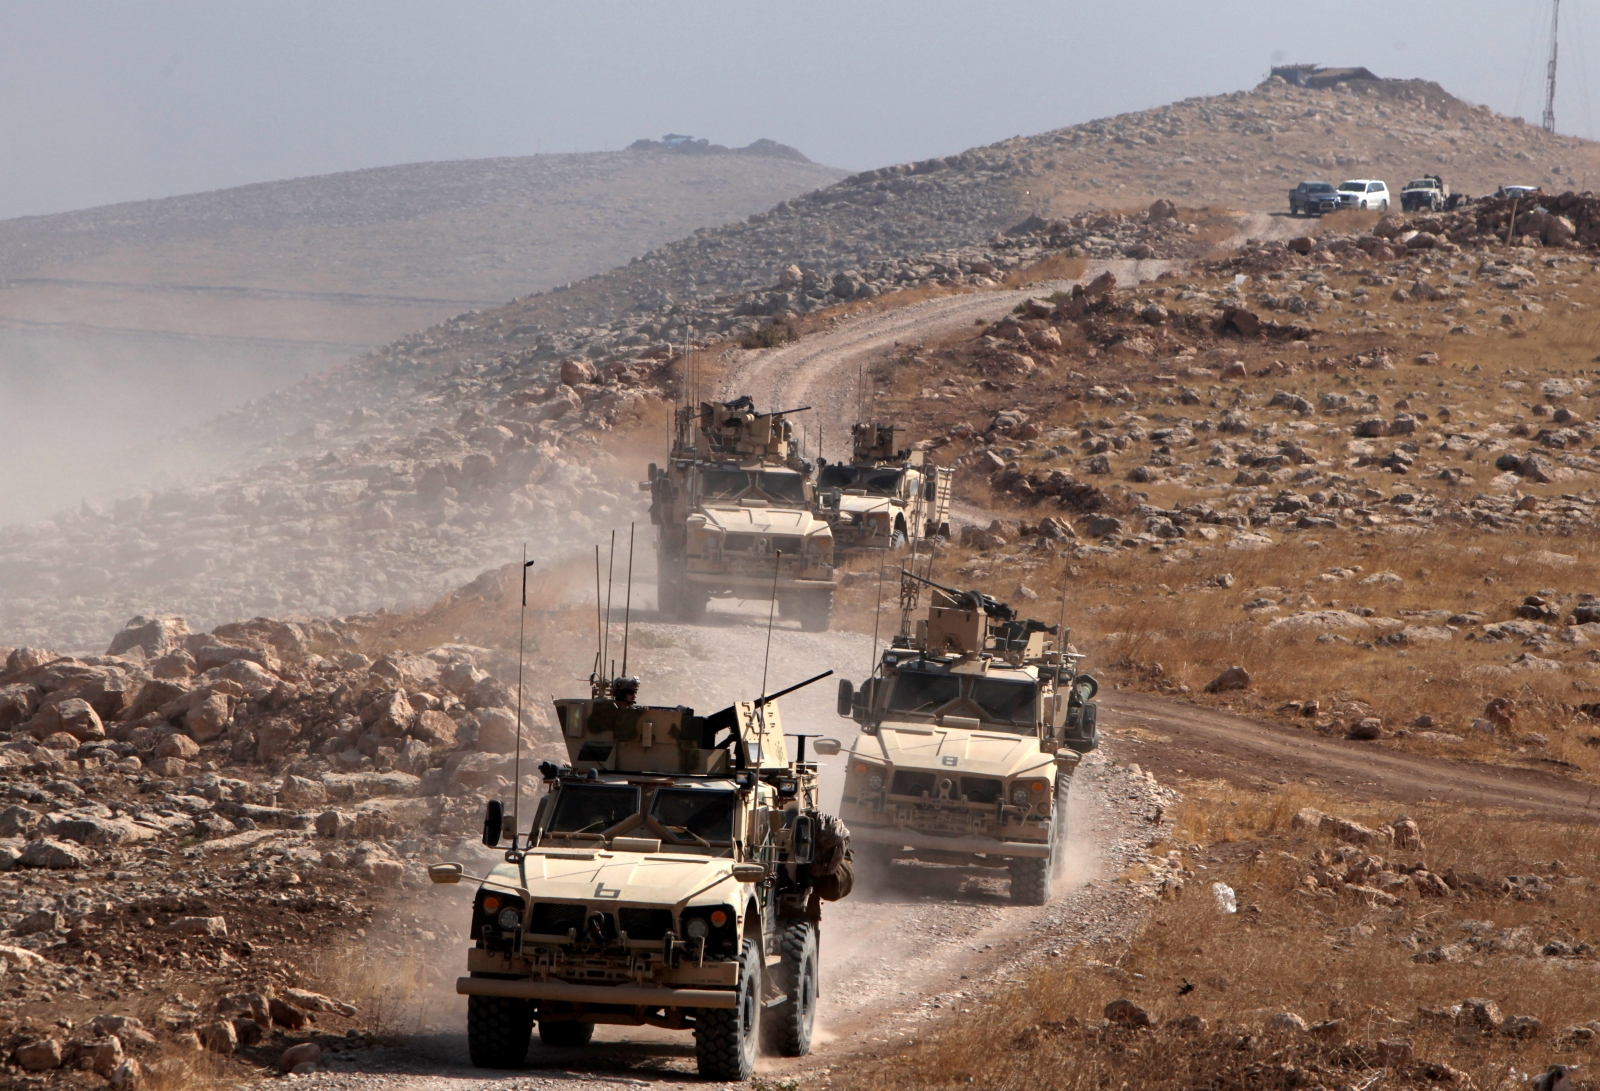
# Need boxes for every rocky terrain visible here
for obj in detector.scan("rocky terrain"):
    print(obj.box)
[0,139,843,525]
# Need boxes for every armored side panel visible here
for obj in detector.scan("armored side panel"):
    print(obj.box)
[554,700,727,775]
[925,595,984,656]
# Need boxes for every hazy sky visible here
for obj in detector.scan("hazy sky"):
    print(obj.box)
[1,0,1593,221]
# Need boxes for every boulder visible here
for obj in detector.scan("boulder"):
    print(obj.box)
[467,676,515,711]
[15,1039,63,1071]
[1348,717,1385,740]
[1205,666,1252,693]
[106,616,190,659]
[185,693,234,743]
[315,810,355,839]
[154,733,200,761]
[18,839,88,869]
[278,1042,322,1072]
[1104,999,1151,1028]
[280,774,328,808]
[255,720,301,762]
[80,1036,124,1076]
[411,710,459,749]
[558,359,595,386]
[171,916,228,938]
[1269,1012,1309,1033]
[474,707,520,753]
[364,690,416,738]
[0,684,40,730]
[197,1020,237,1054]
[30,697,104,741]
[108,1059,142,1090]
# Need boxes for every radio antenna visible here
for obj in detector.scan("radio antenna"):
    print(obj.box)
[757,550,782,733]
[591,546,604,690]
[511,550,536,850]
[602,530,616,691]
[620,523,636,679]
[869,558,888,678]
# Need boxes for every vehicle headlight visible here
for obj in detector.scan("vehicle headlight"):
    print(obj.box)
[1010,786,1031,806]
[685,918,709,941]
[497,907,521,930]
[868,774,884,792]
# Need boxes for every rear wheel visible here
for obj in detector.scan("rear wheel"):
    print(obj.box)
[537,1019,594,1048]
[467,993,533,1069]
[761,920,818,1056]
[695,937,761,1080]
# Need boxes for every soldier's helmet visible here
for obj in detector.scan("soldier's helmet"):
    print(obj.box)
[612,676,640,703]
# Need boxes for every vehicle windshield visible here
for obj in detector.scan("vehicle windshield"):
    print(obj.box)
[1405,180,1433,189]
[650,788,736,844]
[1304,183,1334,193]
[971,678,1037,729]
[889,670,961,714]
[753,470,807,503]
[547,784,640,835]
[818,465,904,495]
[1338,181,1365,193]
[700,468,749,500]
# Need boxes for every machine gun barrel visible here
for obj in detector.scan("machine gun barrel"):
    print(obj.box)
[902,569,1015,621]
[761,405,812,418]
[754,669,833,708]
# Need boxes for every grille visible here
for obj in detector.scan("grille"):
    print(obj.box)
[891,770,936,796]
[773,535,803,553]
[527,902,587,937]
[960,777,1002,804]
[618,908,673,941]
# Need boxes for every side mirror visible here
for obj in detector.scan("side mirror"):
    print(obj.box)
[481,800,503,848]
[428,862,464,885]
[836,679,855,718]
[812,738,842,757]
[648,462,658,482]
[732,863,768,883]
[790,814,815,865]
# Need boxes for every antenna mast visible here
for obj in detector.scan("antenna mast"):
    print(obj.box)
[1545,0,1561,133]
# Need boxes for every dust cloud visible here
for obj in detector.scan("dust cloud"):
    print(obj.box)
[0,325,346,524]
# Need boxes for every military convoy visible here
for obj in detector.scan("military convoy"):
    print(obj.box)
[646,397,837,631]
[831,573,1100,905]
[815,423,952,553]
[431,671,851,1079]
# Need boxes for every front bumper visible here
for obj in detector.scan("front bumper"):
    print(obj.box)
[686,572,835,590]
[458,976,738,1009]
[851,825,1051,858]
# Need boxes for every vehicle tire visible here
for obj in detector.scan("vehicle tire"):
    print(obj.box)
[1049,770,1073,886]
[695,936,761,1080]
[890,528,908,549]
[1358,200,1368,211]
[467,993,533,1069]
[796,590,833,632]
[656,576,680,618]
[1009,855,1050,906]
[537,1019,594,1047]
[1380,200,1389,212]
[678,584,709,622]
[760,920,818,1057]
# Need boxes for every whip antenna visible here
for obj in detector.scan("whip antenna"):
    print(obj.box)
[592,545,603,688]
[602,531,616,692]
[620,523,636,680]
[512,550,535,850]
[757,550,782,734]
[869,558,888,678]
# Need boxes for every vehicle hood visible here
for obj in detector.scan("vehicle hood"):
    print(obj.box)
[837,495,897,518]
[488,851,740,908]
[701,505,829,537]
[854,724,1052,778]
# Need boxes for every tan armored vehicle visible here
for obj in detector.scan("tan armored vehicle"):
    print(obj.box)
[816,423,952,553]
[646,397,837,630]
[831,573,1099,904]
[430,671,850,1079]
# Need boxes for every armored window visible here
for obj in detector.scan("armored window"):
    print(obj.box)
[650,788,736,844]
[970,678,1037,728]
[701,468,749,500]
[818,465,858,489]
[754,471,806,503]
[546,785,640,835]
[888,670,961,714]
[860,468,904,495]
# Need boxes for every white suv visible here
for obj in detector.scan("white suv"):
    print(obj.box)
[1337,179,1390,211]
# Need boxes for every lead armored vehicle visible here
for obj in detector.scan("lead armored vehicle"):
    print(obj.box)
[815,422,952,553]
[430,672,850,1079]
[646,397,837,630]
[832,573,1099,904]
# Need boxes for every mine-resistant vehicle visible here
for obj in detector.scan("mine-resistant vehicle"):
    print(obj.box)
[830,573,1100,905]
[1400,175,1449,212]
[815,422,952,553]
[646,397,837,630]
[430,672,851,1079]
[1289,180,1340,217]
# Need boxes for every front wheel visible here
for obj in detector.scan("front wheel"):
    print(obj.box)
[1380,200,1389,212]
[761,920,818,1056]
[467,993,533,1069]
[695,937,761,1080]
[795,590,833,632]
[1009,856,1051,906]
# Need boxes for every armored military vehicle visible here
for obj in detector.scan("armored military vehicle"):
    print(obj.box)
[815,423,952,553]
[430,671,850,1079]
[646,397,837,630]
[831,573,1099,905]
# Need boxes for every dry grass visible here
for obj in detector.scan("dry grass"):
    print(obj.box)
[848,786,1600,1091]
